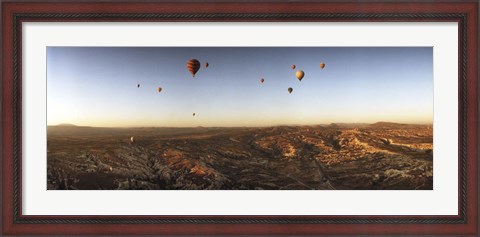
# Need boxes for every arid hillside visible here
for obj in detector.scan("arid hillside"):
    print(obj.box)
[47,122,433,190]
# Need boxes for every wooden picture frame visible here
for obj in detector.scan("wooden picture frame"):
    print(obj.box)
[2,0,478,235]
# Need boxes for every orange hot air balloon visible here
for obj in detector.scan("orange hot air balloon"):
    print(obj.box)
[320,62,326,69]
[187,59,201,77]
[296,70,305,81]
[260,78,265,83]
[291,64,296,70]
[288,87,293,94]
[157,87,162,93]
[205,62,209,68]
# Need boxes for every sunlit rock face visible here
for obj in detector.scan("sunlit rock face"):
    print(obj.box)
[47,122,433,190]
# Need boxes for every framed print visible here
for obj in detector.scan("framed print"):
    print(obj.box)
[2,0,478,235]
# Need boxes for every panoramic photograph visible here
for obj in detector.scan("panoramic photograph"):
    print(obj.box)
[47,47,433,190]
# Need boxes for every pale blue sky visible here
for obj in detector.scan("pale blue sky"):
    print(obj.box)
[47,47,433,127]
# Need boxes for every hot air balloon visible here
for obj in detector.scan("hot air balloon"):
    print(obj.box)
[157,87,162,93]
[193,113,196,116]
[130,136,135,143]
[291,64,296,70]
[187,59,201,77]
[260,78,265,83]
[137,84,140,88]
[296,70,305,81]
[205,62,209,68]
[320,62,326,69]
[288,87,293,94]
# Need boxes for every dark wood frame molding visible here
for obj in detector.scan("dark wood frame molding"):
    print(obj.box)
[2,0,478,235]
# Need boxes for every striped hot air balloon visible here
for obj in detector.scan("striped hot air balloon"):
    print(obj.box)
[187,59,201,77]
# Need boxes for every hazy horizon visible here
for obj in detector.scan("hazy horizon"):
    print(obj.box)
[47,47,433,127]
[49,121,433,128]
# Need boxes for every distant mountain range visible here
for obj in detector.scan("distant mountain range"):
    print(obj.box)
[50,121,430,129]
[56,123,78,127]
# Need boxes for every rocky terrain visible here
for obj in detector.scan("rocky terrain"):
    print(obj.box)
[47,122,433,190]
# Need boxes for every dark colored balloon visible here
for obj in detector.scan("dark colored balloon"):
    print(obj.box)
[291,64,296,70]
[187,59,201,77]
[205,62,209,68]
[260,78,265,83]
[157,87,162,93]
[193,113,196,116]
[288,87,293,94]
[137,84,140,88]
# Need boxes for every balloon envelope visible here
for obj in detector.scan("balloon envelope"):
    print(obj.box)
[157,87,162,93]
[137,84,140,88]
[260,78,265,83]
[291,64,296,70]
[205,62,209,68]
[288,87,293,94]
[296,70,305,81]
[187,59,201,77]
[320,62,326,69]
